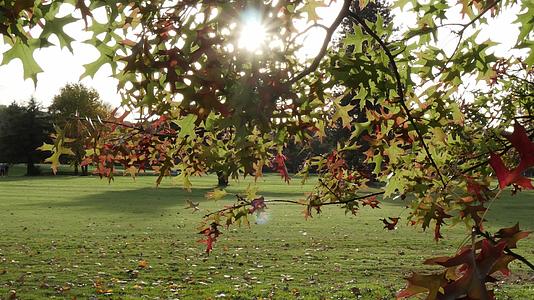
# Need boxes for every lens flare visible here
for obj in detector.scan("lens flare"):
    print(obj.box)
[255,211,270,225]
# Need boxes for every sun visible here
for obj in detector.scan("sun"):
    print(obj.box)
[238,16,267,52]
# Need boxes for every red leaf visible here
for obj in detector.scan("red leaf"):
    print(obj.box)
[422,240,507,299]
[249,196,267,214]
[381,217,399,230]
[361,196,380,208]
[271,154,290,183]
[489,123,534,190]
[465,177,489,202]
[433,207,452,241]
[152,115,167,127]
[198,222,221,254]
[489,153,533,190]
[494,223,531,249]
[504,122,534,166]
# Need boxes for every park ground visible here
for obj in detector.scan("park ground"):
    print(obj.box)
[0,165,533,299]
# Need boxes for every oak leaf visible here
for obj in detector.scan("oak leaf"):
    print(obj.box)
[489,123,534,190]
[271,153,290,183]
[198,222,221,254]
[381,217,399,230]
[361,196,380,208]
[494,223,531,249]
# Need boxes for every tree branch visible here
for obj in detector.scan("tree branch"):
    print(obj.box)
[203,196,304,218]
[319,190,385,206]
[455,130,534,178]
[288,0,351,85]
[347,11,447,187]
[202,190,385,219]
[438,0,502,76]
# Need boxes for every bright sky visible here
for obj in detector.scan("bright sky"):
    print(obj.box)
[0,1,523,108]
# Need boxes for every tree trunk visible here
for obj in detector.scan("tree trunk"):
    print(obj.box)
[26,156,37,176]
[217,171,229,187]
[81,165,88,176]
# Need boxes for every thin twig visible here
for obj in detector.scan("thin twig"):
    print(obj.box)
[437,0,502,76]
[319,190,385,206]
[455,130,534,178]
[318,178,343,201]
[285,23,329,52]
[202,190,385,218]
[288,0,351,84]
[72,116,205,139]
[203,197,304,218]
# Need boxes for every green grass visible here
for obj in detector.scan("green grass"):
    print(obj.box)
[0,166,533,299]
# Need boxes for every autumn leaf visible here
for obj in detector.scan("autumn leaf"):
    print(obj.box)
[504,122,534,166]
[489,153,533,190]
[206,189,228,201]
[198,222,222,254]
[361,196,380,208]
[465,177,489,202]
[185,199,200,212]
[271,153,290,183]
[138,260,149,269]
[494,223,531,249]
[419,240,507,300]
[433,206,452,241]
[249,196,267,214]
[489,123,534,190]
[124,166,137,178]
[396,272,447,300]
[381,217,399,230]
[95,288,113,295]
[152,115,168,127]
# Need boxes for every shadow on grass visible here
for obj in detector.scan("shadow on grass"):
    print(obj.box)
[0,174,82,182]
[27,186,215,214]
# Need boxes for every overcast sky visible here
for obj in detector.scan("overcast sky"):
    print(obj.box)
[0,2,523,108]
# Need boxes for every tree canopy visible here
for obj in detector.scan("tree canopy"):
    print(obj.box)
[0,99,52,175]
[1,0,533,298]
[49,83,111,175]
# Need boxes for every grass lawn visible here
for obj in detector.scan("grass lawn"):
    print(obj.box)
[0,166,533,299]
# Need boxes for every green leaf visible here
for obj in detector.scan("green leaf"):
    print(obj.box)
[1,38,50,82]
[384,172,408,198]
[206,189,228,201]
[80,40,117,79]
[40,16,77,51]
[173,114,198,139]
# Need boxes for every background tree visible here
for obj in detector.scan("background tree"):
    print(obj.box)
[0,99,51,175]
[48,83,110,175]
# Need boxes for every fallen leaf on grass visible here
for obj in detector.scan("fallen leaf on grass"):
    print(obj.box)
[138,259,149,269]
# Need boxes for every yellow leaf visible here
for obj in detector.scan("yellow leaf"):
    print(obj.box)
[206,189,228,201]
[124,166,137,178]
[359,0,369,10]
[138,260,148,269]
[245,184,259,200]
